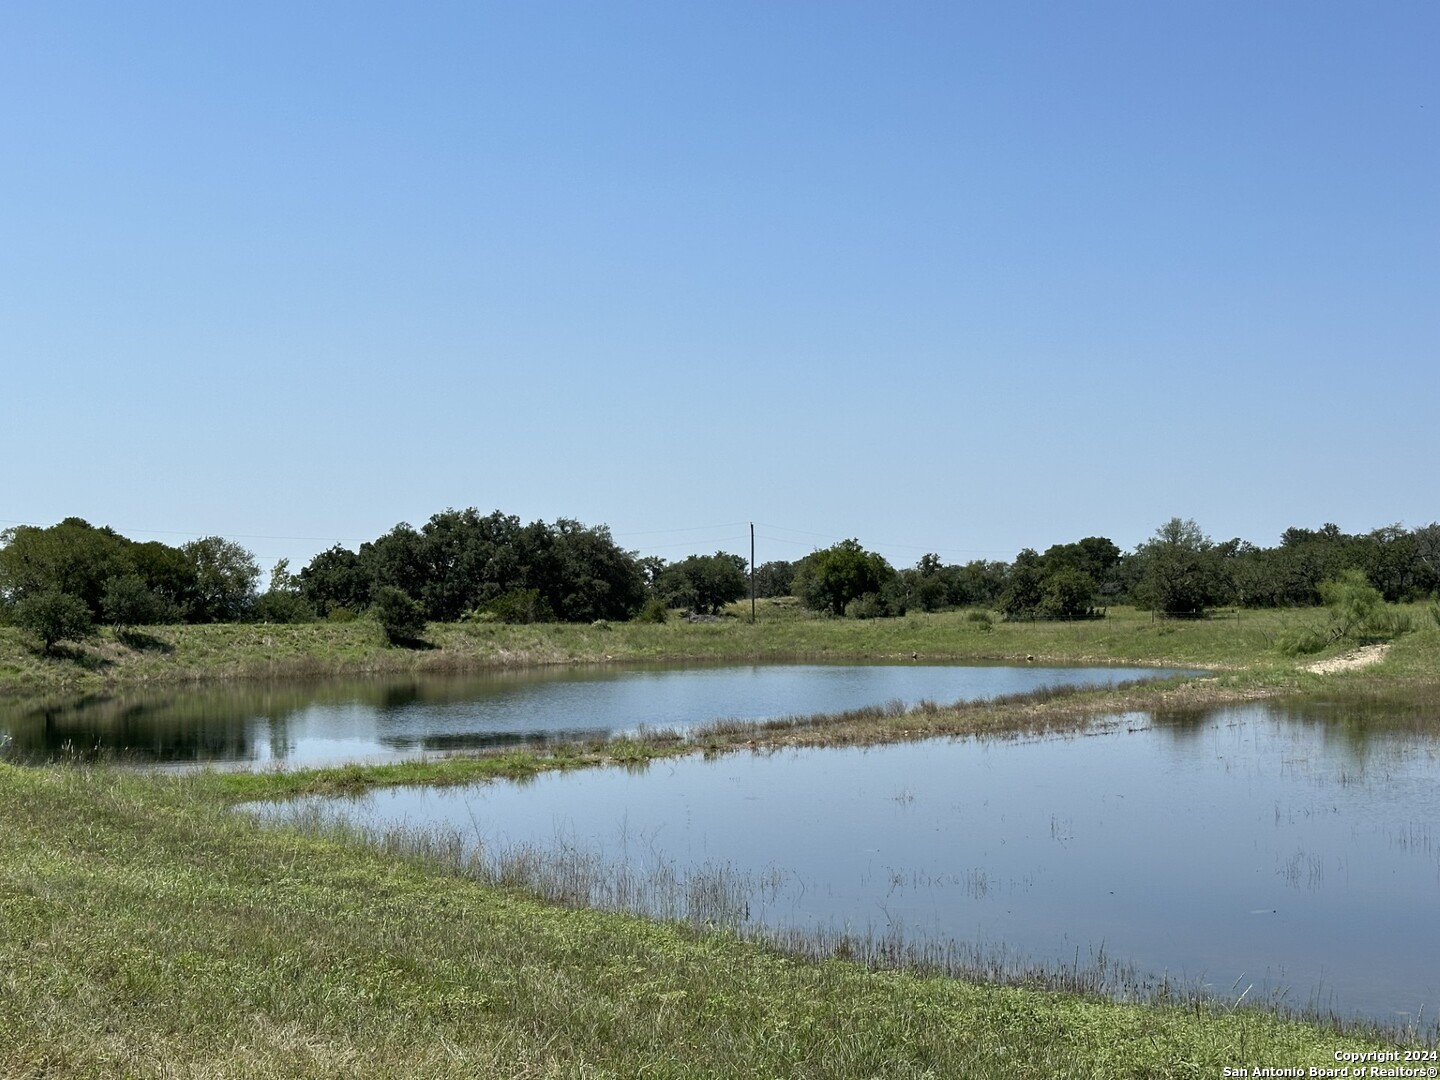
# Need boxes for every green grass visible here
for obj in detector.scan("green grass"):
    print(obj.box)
[0,764,1406,1078]
[5,606,1438,1075]
[5,602,1433,704]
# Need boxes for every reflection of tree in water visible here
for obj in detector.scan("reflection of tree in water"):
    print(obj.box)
[1270,689,1440,765]
[0,669,621,765]
[1148,693,1440,773]
[0,698,255,764]
[1149,705,1214,739]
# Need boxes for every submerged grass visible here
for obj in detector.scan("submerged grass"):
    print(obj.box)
[0,764,1410,1078]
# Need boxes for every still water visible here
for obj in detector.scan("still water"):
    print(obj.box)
[264,700,1440,1027]
[0,662,1178,767]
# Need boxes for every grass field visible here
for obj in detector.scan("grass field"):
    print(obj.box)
[5,601,1435,703]
[3,606,1438,1076]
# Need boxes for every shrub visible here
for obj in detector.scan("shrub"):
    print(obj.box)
[1281,571,1415,655]
[1038,569,1099,620]
[14,589,94,653]
[632,598,670,624]
[252,590,315,624]
[1277,625,1330,656]
[844,592,887,620]
[101,574,182,628]
[372,586,427,644]
[477,588,554,625]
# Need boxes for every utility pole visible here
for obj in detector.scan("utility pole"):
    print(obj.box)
[750,522,756,623]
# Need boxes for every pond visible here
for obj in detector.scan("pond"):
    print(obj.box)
[256,698,1440,1028]
[0,661,1182,767]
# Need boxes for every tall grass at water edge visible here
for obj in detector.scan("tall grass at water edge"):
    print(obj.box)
[0,762,1411,1079]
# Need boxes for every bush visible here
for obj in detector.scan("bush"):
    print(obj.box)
[1280,571,1415,655]
[475,588,554,625]
[101,574,182,628]
[1038,570,1099,620]
[844,592,887,620]
[632,598,670,624]
[1277,624,1330,656]
[372,586,427,644]
[252,590,315,624]
[14,589,94,653]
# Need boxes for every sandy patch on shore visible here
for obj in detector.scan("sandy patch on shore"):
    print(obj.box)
[1303,643,1391,674]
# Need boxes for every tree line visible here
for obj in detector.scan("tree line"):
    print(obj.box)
[764,518,1440,622]
[2,511,1438,650]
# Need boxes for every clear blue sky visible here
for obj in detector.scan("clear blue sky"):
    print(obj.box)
[4,2,1436,575]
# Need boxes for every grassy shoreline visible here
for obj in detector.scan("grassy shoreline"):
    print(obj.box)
[5,602,1434,704]
[1,764,1417,1079]
[5,606,1438,1076]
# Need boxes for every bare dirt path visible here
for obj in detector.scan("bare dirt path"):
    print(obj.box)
[1303,643,1391,674]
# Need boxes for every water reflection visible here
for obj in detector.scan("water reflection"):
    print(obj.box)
[260,699,1440,1027]
[0,662,1186,767]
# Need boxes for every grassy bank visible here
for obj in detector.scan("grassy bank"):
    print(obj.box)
[5,608,1437,1075]
[0,764,1405,1079]
[5,601,1433,703]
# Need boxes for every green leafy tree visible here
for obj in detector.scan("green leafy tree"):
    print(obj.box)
[299,545,373,616]
[656,553,748,615]
[908,554,949,613]
[14,589,94,653]
[182,537,260,622]
[0,519,133,619]
[253,560,315,623]
[126,540,200,613]
[373,585,427,644]
[537,519,646,622]
[1043,537,1123,598]
[752,560,795,600]
[792,540,894,617]
[998,550,1046,620]
[1038,569,1098,620]
[1134,518,1233,617]
[101,574,181,629]
[948,560,1007,609]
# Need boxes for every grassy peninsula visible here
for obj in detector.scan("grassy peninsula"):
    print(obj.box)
[4,606,1438,1077]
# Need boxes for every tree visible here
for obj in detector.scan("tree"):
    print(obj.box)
[253,559,315,624]
[1043,537,1123,598]
[656,553,748,615]
[1134,518,1232,617]
[1038,569,1098,620]
[791,540,894,617]
[752,560,795,599]
[0,519,133,619]
[101,574,181,629]
[998,549,1046,620]
[299,545,373,616]
[537,519,646,622]
[948,560,1007,609]
[908,554,949,613]
[182,537,260,622]
[14,589,94,653]
[373,585,427,644]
